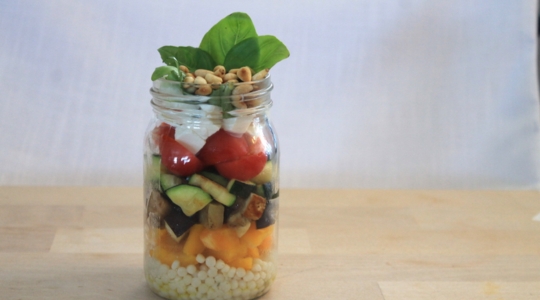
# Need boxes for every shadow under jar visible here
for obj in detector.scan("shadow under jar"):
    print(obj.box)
[143,75,280,300]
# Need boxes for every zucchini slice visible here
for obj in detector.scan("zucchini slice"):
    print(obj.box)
[165,184,212,216]
[251,161,272,184]
[145,155,162,184]
[255,182,273,200]
[189,174,236,206]
[160,173,183,191]
[200,170,228,187]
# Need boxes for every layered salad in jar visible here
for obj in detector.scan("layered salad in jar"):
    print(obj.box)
[143,12,289,300]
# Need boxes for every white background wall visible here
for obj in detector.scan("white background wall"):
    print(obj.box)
[1,0,539,189]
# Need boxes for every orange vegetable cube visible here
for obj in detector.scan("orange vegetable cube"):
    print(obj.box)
[176,252,199,267]
[183,224,206,256]
[204,243,248,265]
[258,234,273,253]
[240,223,274,248]
[152,247,198,267]
[247,247,260,259]
[156,228,177,246]
[151,246,176,266]
[151,228,197,267]
[200,226,241,251]
[155,228,184,251]
[230,257,253,270]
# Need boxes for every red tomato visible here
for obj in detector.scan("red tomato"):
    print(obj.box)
[152,122,175,148]
[243,132,265,154]
[197,129,249,166]
[160,135,203,176]
[215,152,267,181]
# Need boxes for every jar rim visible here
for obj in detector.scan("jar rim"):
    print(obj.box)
[150,75,272,101]
[149,75,273,118]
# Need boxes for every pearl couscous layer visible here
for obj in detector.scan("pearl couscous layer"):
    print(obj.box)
[145,254,276,300]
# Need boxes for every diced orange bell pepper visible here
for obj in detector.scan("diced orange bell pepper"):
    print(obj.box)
[230,256,253,270]
[183,224,206,256]
[258,234,273,253]
[152,247,198,267]
[151,228,197,267]
[200,226,241,251]
[247,247,260,259]
[240,222,274,248]
[204,243,248,265]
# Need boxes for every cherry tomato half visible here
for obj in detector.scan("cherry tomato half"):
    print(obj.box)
[243,132,265,154]
[197,129,249,166]
[215,151,267,181]
[152,122,175,148]
[160,135,204,176]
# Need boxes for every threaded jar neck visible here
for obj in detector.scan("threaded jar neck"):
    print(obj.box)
[149,76,273,122]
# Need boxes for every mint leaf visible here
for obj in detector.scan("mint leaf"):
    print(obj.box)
[254,35,290,72]
[158,46,215,72]
[223,37,260,71]
[199,12,258,66]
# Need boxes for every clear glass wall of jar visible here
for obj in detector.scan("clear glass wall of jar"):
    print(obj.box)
[143,76,279,300]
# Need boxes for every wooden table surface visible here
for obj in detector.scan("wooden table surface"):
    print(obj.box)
[1,187,539,299]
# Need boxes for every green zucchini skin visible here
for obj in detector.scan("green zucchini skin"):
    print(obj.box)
[189,173,236,207]
[255,182,274,200]
[160,173,183,191]
[165,184,212,216]
[146,155,162,185]
[200,170,228,187]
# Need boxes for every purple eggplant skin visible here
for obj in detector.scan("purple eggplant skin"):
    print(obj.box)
[164,205,198,238]
[256,198,278,229]
[146,189,173,228]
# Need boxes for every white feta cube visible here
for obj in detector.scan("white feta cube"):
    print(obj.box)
[199,104,222,114]
[223,116,254,136]
[191,126,208,140]
[203,120,221,138]
[174,129,206,154]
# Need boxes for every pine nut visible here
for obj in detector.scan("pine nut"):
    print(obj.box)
[205,73,223,84]
[252,69,269,81]
[213,65,226,77]
[232,84,254,95]
[223,73,238,82]
[195,85,212,95]
[237,67,252,82]
[194,69,213,77]
[194,76,207,85]
[179,65,190,74]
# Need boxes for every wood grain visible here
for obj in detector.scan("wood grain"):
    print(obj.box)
[0,187,539,299]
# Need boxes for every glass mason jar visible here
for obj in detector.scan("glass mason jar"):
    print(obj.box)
[143,75,279,300]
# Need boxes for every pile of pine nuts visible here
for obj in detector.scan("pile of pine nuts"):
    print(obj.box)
[180,66,269,108]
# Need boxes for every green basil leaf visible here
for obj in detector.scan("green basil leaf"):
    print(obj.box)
[158,46,215,72]
[220,83,235,119]
[167,69,185,82]
[157,46,180,66]
[254,35,290,72]
[199,12,258,65]
[151,66,179,81]
[223,37,260,71]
